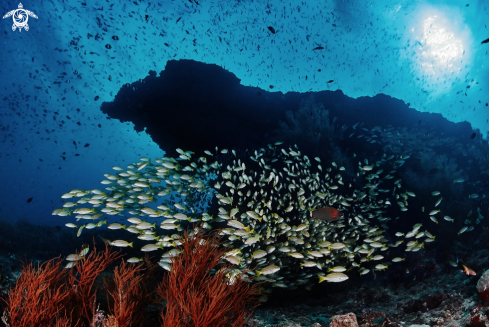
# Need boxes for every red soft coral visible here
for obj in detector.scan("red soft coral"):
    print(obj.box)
[157,226,263,327]
[1,243,123,327]
[0,256,71,327]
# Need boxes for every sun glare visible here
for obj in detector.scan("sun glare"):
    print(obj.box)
[416,15,464,77]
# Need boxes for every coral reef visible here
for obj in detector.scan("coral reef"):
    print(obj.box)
[247,274,479,327]
[0,226,262,327]
[329,313,358,327]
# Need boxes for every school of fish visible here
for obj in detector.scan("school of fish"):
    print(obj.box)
[54,142,461,290]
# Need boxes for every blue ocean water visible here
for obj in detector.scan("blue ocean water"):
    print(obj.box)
[1,1,489,325]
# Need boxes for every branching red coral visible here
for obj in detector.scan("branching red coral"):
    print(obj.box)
[65,242,124,325]
[105,259,144,327]
[1,230,263,327]
[1,243,123,327]
[101,255,162,327]
[157,226,263,327]
[0,256,71,327]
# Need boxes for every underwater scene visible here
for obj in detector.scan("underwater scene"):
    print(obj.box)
[1,0,489,326]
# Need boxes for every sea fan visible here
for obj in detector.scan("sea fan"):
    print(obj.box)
[157,225,262,327]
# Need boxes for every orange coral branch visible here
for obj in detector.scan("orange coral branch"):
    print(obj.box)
[105,259,144,327]
[1,231,262,327]
[1,243,124,327]
[1,257,71,327]
[157,226,263,327]
[66,242,124,325]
